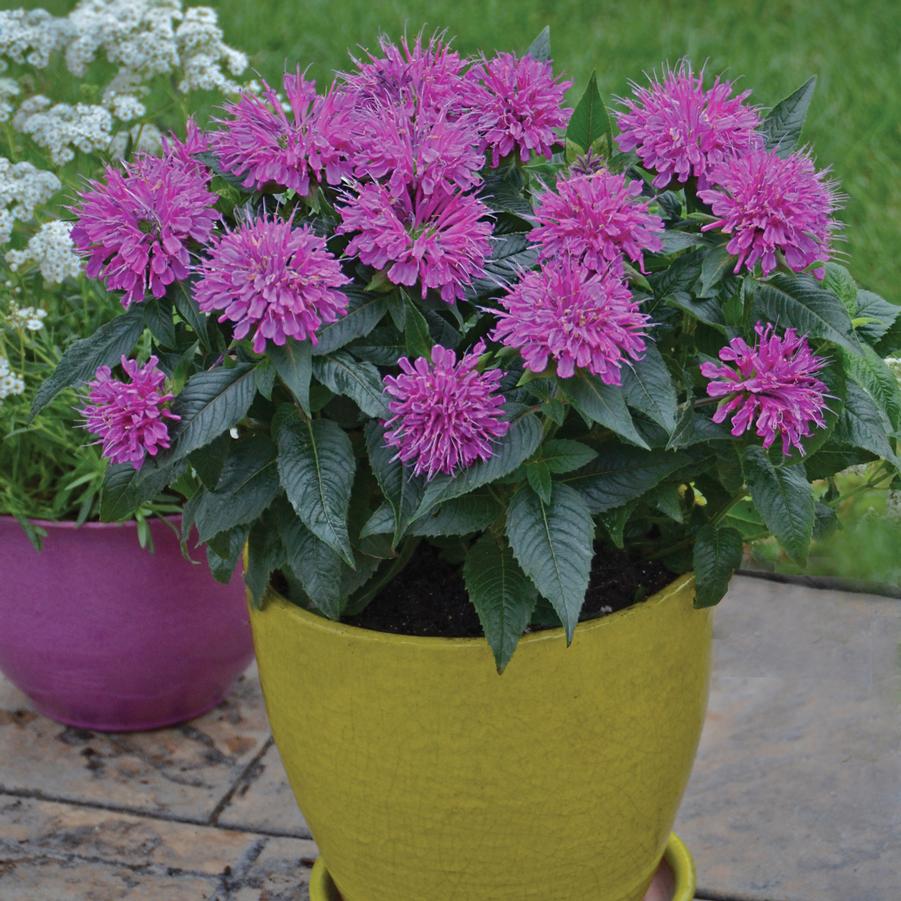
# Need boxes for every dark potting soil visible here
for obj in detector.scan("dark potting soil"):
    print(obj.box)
[344,541,673,638]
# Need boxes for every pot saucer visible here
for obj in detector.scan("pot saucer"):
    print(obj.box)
[310,832,695,901]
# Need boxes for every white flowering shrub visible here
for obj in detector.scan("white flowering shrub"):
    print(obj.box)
[0,1,248,541]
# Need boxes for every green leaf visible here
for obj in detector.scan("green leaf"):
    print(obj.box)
[752,273,860,352]
[693,524,744,608]
[744,447,814,564]
[823,263,858,315]
[172,281,210,347]
[31,306,145,417]
[843,344,901,431]
[274,406,356,564]
[564,373,649,448]
[622,342,678,434]
[403,299,433,359]
[526,26,551,61]
[364,421,425,544]
[270,340,312,414]
[506,483,595,643]
[100,457,179,521]
[563,446,694,513]
[853,289,899,344]
[804,443,876,480]
[833,382,899,466]
[463,533,538,672]
[663,289,727,331]
[245,514,284,606]
[667,405,731,449]
[206,525,249,583]
[415,414,543,519]
[567,72,612,153]
[312,351,387,418]
[539,438,597,474]
[466,234,539,298]
[660,231,708,253]
[142,297,176,347]
[408,491,501,537]
[762,76,816,157]
[168,364,257,461]
[312,287,388,356]
[525,460,553,504]
[193,435,279,542]
[698,245,735,298]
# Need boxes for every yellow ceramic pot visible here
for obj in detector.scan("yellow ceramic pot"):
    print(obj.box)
[250,573,712,901]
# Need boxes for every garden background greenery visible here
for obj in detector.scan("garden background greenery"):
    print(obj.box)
[18,0,901,587]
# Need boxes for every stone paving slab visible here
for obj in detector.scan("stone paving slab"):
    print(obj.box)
[1,574,898,899]
[677,576,901,901]
[0,667,270,823]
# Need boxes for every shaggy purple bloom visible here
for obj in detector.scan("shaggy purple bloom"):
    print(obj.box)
[468,52,572,167]
[492,259,650,382]
[213,72,349,193]
[161,117,209,172]
[71,153,217,308]
[82,355,179,468]
[337,184,491,303]
[698,149,838,278]
[530,171,664,273]
[616,65,762,189]
[383,341,509,479]
[700,323,828,455]
[194,217,350,353]
[352,99,483,197]
[343,33,468,115]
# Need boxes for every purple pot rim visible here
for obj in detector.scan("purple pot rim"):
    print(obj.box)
[0,514,183,531]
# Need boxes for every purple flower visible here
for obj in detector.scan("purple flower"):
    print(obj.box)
[212,72,349,193]
[700,323,828,455]
[698,149,838,278]
[351,100,483,197]
[467,52,572,167]
[343,33,468,115]
[337,183,491,303]
[71,153,217,308]
[492,259,650,382]
[530,171,664,273]
[194,216,350,353]
[160,117,210,172]
[616,65,762,189]
[383,342,509,479]
[82,355,180,468]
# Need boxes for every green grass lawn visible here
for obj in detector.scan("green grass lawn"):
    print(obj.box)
[24,0,899,300]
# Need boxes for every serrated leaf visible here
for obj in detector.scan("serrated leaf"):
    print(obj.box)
[168,364,257,460]
[275,406,356,564]
[312,351,387,418]
[415,414,543,519]
[466,234,539,298]
[526,26,551,61]
[312,287,388,356]
[833,382,899,466]
[753,273,859,353]
[843,344,901,431]
[667,405,731,449]
[206,525,249,583]
[622,342,678,433]
[142,297,176,347]
[408,491,500,537]
[364,421,426,543]
[464,533,537,672]
[853,289,899,344]
[403,299,433,359]
[193,435,279,542]
[270,340,312,414]
[172,281,210,347]
[539,438,597,474]
[567,71,612,153]
[564,372,649,448]
[823,263,858,315]
[698,245,735,298]
[31,306,145,417]
[100,456,179,521]
[744,447,814,564]
[663,290,727,331]
[762,76,816,156]
[525,460,552,504]
[245,514,284,606]
[660,231,707,253]
[693,524,743,608]
[563,445,694,513]
[506,483,594,642]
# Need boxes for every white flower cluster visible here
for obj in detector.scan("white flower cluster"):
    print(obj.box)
[4,301,48,331]
[174,6,247,94]
[6,221,81,284]
[0,9,70,70]
[0,77,20,122]
[13,96,114,166]
[0,355,26,401]
[0,157,61,244]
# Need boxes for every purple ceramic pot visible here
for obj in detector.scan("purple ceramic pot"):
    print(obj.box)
[0,515,253,731]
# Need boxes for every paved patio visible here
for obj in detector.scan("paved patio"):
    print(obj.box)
[0,575,898,900]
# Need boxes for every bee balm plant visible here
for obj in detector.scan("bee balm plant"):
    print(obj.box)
[42,30,899,900]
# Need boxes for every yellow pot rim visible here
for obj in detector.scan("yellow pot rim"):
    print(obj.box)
[263,572,695,651]
[309,832,697,901]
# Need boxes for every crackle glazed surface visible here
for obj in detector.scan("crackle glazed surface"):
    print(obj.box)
[250,573,712,901]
